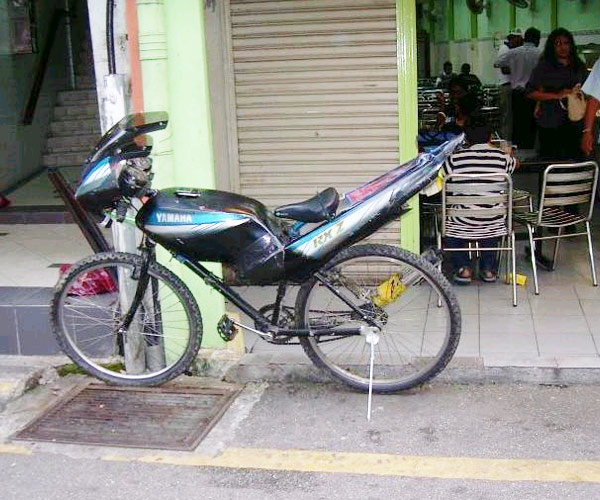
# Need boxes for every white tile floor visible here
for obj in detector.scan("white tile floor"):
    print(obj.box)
[7,167,80,207]
[0,224,100,286]
[235,227,600,369]
[1,219,600,368]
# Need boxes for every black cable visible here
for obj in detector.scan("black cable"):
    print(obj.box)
[106,0,116,74]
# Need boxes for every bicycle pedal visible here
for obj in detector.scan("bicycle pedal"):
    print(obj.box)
[217,314,238,342]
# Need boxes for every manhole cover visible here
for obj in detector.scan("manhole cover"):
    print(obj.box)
[14,383,241,451]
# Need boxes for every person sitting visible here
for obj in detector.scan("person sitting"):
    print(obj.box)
[437,78,482,135]
[443,114,519,284]
[459,63,482,94]
[435,61,456,90]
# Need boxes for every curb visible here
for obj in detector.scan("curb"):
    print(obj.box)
[0,356,64,410]
[222,354,600,388]
[3,354,600,411]
[0,367,56,411]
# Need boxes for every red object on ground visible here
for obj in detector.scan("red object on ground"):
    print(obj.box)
[59,264,118,296]
[0,195,11,209]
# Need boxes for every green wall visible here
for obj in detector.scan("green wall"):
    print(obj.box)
[423,0,600,84]
[453,0,470,41]
[554,1,600,32]
[425,0,600,43]
[0,0,69,193]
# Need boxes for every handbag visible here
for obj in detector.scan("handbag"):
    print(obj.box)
[560,84,586,122]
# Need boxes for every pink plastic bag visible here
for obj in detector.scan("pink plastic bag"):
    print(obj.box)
[60,264,118,296]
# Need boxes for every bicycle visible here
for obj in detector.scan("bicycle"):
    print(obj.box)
[51,112,463,393]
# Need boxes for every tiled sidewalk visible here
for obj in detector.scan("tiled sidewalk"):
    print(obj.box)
[1,222,599,369]
[239,230,600,370]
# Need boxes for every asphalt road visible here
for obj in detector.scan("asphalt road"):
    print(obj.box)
[3,380,600,499]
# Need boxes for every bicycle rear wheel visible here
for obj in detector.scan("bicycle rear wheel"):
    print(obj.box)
[296,244,461,392]
[51,252,202,386]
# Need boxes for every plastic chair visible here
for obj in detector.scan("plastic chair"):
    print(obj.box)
[438,172,517,306]
[513,161,599,295]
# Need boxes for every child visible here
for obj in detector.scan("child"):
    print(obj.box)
[443,115,518,284]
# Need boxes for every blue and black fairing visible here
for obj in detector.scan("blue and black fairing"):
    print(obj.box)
[136,188,288,283]
[75,112,168,214]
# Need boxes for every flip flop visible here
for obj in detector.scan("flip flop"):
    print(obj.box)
[453,267,472,285]
[480,270,498,283]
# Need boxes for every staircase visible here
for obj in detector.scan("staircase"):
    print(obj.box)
[42,87,100,170]
[42,28,100,172]
[0,25,101,225]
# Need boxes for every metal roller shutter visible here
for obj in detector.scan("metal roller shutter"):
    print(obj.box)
[229,0,401,245]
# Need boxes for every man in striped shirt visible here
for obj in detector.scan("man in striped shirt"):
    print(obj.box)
[443,118,518,284]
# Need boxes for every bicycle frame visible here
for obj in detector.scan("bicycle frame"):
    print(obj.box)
[121,135,464,341]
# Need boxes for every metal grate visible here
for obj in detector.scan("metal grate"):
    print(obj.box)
[14,383,241,451]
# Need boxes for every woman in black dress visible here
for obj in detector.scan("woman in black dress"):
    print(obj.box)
[527,28,587,159]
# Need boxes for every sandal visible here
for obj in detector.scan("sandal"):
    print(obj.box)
[480,270,497,283]
[453,267,472,285]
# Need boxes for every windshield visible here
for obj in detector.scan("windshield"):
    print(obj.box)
[86,112,168,164]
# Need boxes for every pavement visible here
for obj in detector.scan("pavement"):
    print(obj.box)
[0,355,63,411]
[3,378,600,498]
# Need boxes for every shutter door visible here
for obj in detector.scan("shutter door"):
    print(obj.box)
[229,0,401,245]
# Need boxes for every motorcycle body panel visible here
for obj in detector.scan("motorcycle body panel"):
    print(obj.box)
[136,188,288,283]
[75,109,465,285]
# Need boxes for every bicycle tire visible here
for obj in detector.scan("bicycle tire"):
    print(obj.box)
[51,252,202,386]
[295,244,461,392]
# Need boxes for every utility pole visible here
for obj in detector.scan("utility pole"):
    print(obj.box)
[87,0,145,373]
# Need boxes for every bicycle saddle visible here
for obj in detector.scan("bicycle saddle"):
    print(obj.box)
[274,187,340,223]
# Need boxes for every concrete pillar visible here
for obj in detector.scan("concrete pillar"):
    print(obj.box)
[87,0,131,133]
[136,0,226,349]
[396,0,420,253]
[136,0,173,187]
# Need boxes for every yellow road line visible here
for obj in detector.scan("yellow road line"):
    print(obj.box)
[103,447,600,483]
[3,441,599,483]
[0,443,33,456]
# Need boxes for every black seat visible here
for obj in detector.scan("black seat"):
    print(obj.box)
[274,187,340,223]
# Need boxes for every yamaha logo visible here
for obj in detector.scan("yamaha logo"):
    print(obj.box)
[156,212,193,224]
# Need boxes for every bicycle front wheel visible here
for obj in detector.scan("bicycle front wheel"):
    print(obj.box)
[296,244,461,392]
[51,252,202,386]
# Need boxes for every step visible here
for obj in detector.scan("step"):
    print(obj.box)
[45,134,99,153]
[50,117,100,135]
[76,75,95,89]
[0,206,72,225]
[57,89,97,106]
[54,103,98,120]
[42,151,88,168]
[76,62,94,74]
